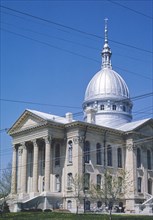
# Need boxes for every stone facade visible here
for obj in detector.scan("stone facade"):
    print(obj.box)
[8,110,153,213]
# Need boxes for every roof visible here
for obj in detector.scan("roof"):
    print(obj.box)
[116,118,152,132]
[27,109,75,124]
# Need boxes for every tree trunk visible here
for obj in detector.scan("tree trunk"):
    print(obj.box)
[109,209,112,220]
[76,205,78,214]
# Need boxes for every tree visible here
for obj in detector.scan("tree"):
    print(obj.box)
[90,169,131,220]
[0,163,12,212]
[71,173,84,214]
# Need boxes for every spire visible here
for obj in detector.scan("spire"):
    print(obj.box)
[101,18,112,69]
[104,18,108,43]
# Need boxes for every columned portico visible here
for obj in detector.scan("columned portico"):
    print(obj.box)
[33,139,39,192]
[44,136,51,191]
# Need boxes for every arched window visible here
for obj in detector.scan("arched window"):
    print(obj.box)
[137,148,141,168]
[100,105,105,110]
[147,149,151,170]
[97,201,102,208]
[55,174,61,192]
[96,143,102,165]
[117,148,122,168]
[137,177,142,193]
[84,173,90,190]
[107,175,112,191]
[67,200,72,209]
[97,174,101,190]
[107,145,112,166]
[85,200,90,210]
[67,173,73,189]
[84,141,90,163]
[55,143,60,166]
[68,141,73,163]
[112,105,116,110]
[118,177,123,193]
[148,178,152,194]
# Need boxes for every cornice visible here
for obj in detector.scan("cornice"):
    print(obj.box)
[65,120,124,136]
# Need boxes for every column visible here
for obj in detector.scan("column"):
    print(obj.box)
[21,142,27,193]
[44,136,51,191]
[125,138,136,211]
[141,146,147,194]
[17,146,22,193]
[11,145,17,194]
[33,139,39,192]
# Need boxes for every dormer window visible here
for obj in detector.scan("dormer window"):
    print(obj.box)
[100,105,105,110]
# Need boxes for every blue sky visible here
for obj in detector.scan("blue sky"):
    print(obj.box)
[0,0,152,170]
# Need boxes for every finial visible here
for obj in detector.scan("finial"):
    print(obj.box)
[104,18,108,43]
[101,18,112,69]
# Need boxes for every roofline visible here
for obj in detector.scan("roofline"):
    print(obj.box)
[65,120,124,135]
[124,118,153,133]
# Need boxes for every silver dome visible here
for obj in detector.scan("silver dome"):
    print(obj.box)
[84,68,130,102]
[83,19,133,128]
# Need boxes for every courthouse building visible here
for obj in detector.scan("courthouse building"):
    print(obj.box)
[8,21,153,213]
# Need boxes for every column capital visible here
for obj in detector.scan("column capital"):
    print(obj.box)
[12,145,17,152]
[126,143,134,151]
[20,142,27,150]
[43,135,52,144]
[32,139,38,147]
[73,136,84,144]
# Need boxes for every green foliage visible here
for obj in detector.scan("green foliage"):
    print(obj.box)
[0,163,12,198]
[0,212,152,220]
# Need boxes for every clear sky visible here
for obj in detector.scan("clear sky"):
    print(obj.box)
[0,0,153,171]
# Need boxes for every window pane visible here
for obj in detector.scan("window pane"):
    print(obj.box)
[137,148,141,168]
[55,144,60,166]
[147,150,151,170]
[117,148,122,168]
[68,141,73,163]
[84,173,90,190]
[97,174,101,190]
[97,143,102,165]
[107,145,112,166]
[55,175,61,192]
[67,173,73,188]
[67,200,72,209]
[84,141,90,163]
[137,177,141,193]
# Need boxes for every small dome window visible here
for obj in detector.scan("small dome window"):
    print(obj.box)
[123,106,126,112]
[100,105,105,110]
[112,105,116,110]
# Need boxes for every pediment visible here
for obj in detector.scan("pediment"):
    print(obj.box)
[135,121,153,136]
[8,110,46,135]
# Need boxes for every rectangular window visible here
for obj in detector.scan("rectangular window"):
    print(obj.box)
[147,150,151,170]
[84,173,90,190]
[137,177,142,193]
[55,175,61,192]
[96,143,102,165]
[137,148,141,168]
[84,141,90,163]
[107,145,112,166]
[67,173,73,189]
[117,148,122,168]
[97,175,101,190]
[68,141,73,164]
[55,144,60,166]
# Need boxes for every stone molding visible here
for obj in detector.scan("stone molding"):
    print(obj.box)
[73,136,85,144]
